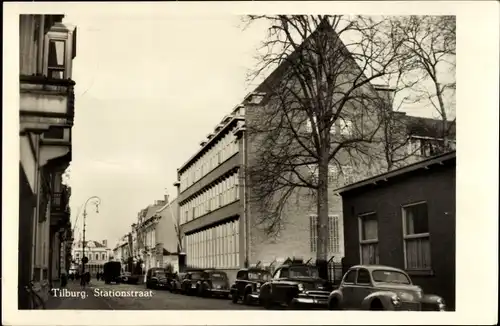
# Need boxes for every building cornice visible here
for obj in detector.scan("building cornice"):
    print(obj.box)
[178,116,245,174]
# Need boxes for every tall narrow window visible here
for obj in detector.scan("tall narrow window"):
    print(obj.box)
[47,39,66,79]
[403,202,431,270]
[359,212,379,264]
[309,215,340,253]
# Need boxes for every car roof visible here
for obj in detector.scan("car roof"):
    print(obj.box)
[239,268,270,272]
[349,265,405,272]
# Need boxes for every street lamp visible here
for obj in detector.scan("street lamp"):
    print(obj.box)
[81,196,101,276]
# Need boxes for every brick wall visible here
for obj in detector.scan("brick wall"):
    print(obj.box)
[342,162,456,310]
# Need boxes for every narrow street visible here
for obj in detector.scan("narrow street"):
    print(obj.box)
[47,281,261,310]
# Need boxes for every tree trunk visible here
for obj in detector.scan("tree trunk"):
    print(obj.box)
[434,80,449,150]
[316,154,330,280]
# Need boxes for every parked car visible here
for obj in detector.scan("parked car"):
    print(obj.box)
[197,270,230,298]
[120,271,140,284]
[230,268,272,305]
[328,265,446,311]
[180,270,205,295]
[169,272,183,293]
[146,268,170,290]
[258,262,333,309]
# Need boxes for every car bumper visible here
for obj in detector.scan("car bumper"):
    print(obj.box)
[208,289,230,295]
[291,295,329,308]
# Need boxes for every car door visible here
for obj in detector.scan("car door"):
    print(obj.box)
[236,271,247,296]
[352,268,374,309]
[274,267,289,302]
[340,269,357,309]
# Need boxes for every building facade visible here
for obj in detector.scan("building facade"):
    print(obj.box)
[153,197,180,272]
[174,25,456,285]
[72,240,111,274]
[19,14,77,309]
[339,151,456,310]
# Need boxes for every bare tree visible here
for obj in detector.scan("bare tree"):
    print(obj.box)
[394,16,456,149]
[244,15,406,274]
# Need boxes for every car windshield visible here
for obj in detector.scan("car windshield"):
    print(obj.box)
[210,272,227,280]
[248,271,271,281]
[289,266,320,278]
[372,270,411,284]
[191,272,203,280]
[154,270,166,277]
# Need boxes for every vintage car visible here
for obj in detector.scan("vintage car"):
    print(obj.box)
[180,270,206,295]
[230,268,272,305]
[258,263,333,309]
[145,268,170,290]
[196,269,231,298]
[327,265,446,311]
[169,272,183,293]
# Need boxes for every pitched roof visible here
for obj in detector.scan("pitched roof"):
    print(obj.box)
[335,150,456,195]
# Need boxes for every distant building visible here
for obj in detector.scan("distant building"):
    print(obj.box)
[153,198,180,272]
[134,198,168,276]
[72,240,111,275]
[338,151,456,310]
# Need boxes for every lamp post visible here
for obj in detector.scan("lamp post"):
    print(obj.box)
[81,196,101,276]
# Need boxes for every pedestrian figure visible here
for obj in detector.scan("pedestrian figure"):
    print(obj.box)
[60,271,68,287]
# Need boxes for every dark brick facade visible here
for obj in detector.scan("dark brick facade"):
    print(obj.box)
[340,153,456,310]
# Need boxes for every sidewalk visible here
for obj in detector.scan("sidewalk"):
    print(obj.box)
[46,281,112,310]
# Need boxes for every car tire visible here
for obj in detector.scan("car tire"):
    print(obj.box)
[328,298,340,310]
[261,297,273,310]
[231,293,239,304]
[243,292,252,305]
[370,299,384,311]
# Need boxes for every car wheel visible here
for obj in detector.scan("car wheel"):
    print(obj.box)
[328,298,340,310]
[370,299,384,311]
[243,292,252,305]
[231,293,239,304]
[261,297,273,310]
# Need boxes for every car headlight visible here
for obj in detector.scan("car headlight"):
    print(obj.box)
[391,295,401,307]
[298,283,304,292]
[436,298,446,310]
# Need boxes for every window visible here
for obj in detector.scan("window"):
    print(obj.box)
[403,202,431,270]
[47,39,66,79]
[343,269,356,284]
[277,268,289,278]
[309,215,340,253]
[356,268,371,285]
[372,270,411,284]
[305,116,336,134]
[328,165,338,183]
[43,126,65,140]
[359,212,379,264]
[102,254,105,260]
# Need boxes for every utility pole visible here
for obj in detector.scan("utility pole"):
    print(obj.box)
[82,208,87,275]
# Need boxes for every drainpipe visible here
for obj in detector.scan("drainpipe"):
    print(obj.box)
[242,125,249,267]
[32,134,41,282]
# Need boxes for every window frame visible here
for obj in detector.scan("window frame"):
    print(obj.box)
[342,268,357,284]
[355,268,372,286]
[401,201,432,271]
[44,36,68,79]
[358,211,379,265]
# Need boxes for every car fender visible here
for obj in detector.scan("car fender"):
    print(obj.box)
[361,291,396,310]
[421,293,446,310]
[259,282,271,300]
[328,289,344,307]
[244,283,255,294]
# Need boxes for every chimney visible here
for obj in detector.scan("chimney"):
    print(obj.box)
[103,240,108,247]
[164,194,169,204]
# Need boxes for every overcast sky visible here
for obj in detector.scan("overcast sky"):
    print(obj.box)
[62,13,454,249]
